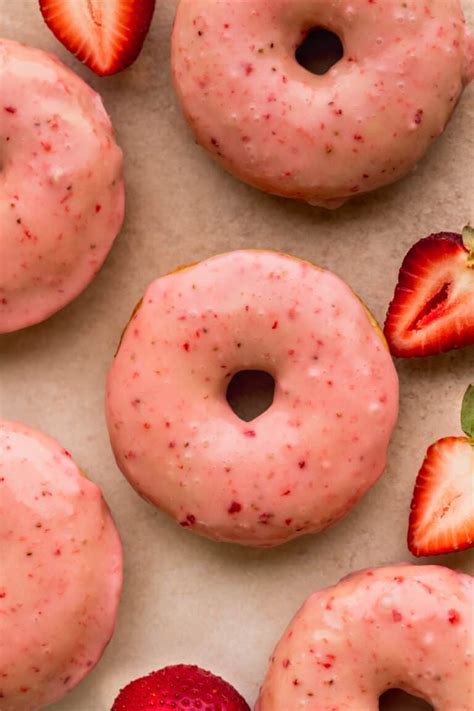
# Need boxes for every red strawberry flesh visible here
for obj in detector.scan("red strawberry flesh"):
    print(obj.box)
[384,231,474,357]
[39,0,155,76]
[111,664,250,711]
[408,436,474,557]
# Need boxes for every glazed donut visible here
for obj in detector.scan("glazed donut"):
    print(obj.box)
[172,0,473,208]
[0,39,124,333]
[0,420,122,711]
[106,250,398,547]
[256,564,474,710]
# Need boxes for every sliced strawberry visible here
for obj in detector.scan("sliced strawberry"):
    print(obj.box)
[408,385,474,557]
[111,664,250,711]
[384,227,474,357]
[39,0,155,76]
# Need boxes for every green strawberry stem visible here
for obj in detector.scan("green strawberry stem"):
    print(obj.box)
[463,225,474,267]
[461,384,474,440]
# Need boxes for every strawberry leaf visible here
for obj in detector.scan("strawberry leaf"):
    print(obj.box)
[463,225,474,267]
[461,384,474,439]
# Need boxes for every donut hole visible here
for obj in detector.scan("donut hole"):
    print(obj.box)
[295,28,344,75]
[379,690,434,710]
[226,370,275,422]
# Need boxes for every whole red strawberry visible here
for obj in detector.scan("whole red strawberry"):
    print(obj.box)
[111,664,251,711]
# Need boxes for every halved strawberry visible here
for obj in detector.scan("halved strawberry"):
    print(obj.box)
[39,0,155,76]
[111,664,250,711]
[384,226,474,357]
[408,385,474,557]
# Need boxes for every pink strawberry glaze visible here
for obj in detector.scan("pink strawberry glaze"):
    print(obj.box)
[256,564,474,710]
[172,0,473,208]
[0,420,123,711]
[106,250,399,547]
[0,39,124,333]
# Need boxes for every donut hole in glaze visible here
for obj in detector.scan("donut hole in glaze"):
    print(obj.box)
[379,689,434,710]
[295,27,344,75]
[226,369,275,422]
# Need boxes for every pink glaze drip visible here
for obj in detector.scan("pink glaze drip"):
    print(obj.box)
[0,40,124,333]
[106,250,399,547]
[256,564,474,710]
[172,0,473,207]
[0,420,123,711]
